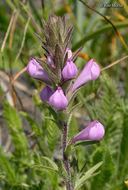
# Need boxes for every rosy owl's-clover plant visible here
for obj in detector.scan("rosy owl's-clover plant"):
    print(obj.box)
[27,15,105,190]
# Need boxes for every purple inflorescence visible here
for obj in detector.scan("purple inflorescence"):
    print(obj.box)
[72,59,100,92]
[71,120,105,143]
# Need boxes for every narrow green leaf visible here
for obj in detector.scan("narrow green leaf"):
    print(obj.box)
[67,114,78,141]
[20,111,42,136]
[31,164,58,173]
[90,147,115,190]
[0,147,16,184]
[41,156,58,171]
[74,161,103,190]
[4,102,29,157]
[75,140,99,147]
[58,160,68,180]
[117,113,128,180]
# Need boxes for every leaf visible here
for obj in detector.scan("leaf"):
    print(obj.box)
[90,147,115,190]
[0,147,16,184]
[41,156,58,171]
[46,119,60,153]
[75,140,99,147]
[69,102,82,114]
[117,113,128,180]
[31,164,58,173]
[4,102,29,157]
[65,143,72,157]
[74,161,103,190]
[47,106,58,121]
[67,114,78,141]
[20,111,42,136]
[58,160,68,180]
[65,141,99,157]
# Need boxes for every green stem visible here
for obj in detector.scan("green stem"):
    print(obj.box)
[63,123,72,190]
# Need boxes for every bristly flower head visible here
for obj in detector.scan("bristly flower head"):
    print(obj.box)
[72,59,100,92]
[49,87,68,111]
[40,85,53,103]
[62,59,78,80]
[27,58,51,84]
[71,120,105,143]
[27,16,101,112]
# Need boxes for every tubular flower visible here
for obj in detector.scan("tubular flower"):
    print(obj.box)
[49,87,68,110]
[62,59,78,80]
[27,57,51,84]
[71,120,105,143]
[72,59,100,92]
[40,86,53,103]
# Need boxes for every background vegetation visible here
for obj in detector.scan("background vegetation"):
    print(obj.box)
[0,0,128,189]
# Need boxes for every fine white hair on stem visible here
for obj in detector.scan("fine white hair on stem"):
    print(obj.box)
[1,10,16,53]
[15,17,30,63]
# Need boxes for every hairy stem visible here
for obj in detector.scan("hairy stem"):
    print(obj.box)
[63,123,72,190]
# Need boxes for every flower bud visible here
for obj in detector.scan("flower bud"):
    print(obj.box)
[46,54,56,69]
[40,86,53,103]
[71,120,105,143]
[27,58,51,84]
[62,59,78,80]
[66,48,72,59]
[72,59,100,92]
[49,87,68,110]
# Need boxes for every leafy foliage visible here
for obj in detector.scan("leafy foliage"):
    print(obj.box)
[4,102,29,158]
[90,147,115,190]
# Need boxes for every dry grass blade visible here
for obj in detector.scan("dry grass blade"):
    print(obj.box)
[8,11,19,110]
[19,1,41,34]
[101,56,128,71]
[0,67,27,104]
[9,11,19,49]
[1,10,16,53]
[15,17,30,63]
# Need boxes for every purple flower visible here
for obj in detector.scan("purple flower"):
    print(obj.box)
[72,59,100,92]
[40,86,53,103]
[66,48,72,59]
[46,54,56,69]
[49,87,68,110]
[71,120,105,143]
[62,59,78,80]
[27,57,51,84]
